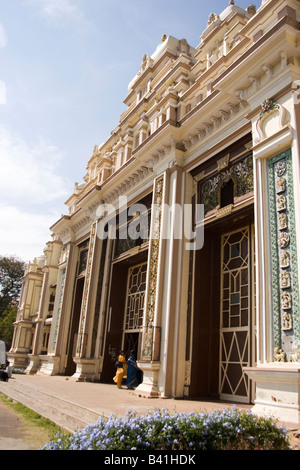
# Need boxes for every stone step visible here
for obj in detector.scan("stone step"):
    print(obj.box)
[0,379,102,433]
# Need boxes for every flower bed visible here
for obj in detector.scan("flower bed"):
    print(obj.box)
[40,407,290,451]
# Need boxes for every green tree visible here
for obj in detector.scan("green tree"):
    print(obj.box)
[0,256,25,317]
[0,302,17,344]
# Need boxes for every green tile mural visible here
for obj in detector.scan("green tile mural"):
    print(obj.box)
[268,149,299,361]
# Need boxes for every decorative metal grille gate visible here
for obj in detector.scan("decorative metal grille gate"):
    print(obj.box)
[124,263,147,330]
[122,262,147,358]
[219,227,252,402]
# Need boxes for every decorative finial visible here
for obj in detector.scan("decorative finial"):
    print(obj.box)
[161,34,167,42]
[229,0,235,5]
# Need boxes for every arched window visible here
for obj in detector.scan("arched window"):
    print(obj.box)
[220,178,234,208]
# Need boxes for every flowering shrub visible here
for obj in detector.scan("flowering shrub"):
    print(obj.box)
[40,407,290,451]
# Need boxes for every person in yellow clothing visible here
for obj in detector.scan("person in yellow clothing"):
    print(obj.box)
[113,350,127,388]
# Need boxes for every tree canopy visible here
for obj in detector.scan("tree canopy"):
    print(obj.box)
[0,255,25,316]
[0,256,25,345]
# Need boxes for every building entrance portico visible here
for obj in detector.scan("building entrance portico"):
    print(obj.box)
[100,254,148,383]
[9,1,300,426]
[123,332,139,360]
[219,225,255,403]
[65,276,84,376]
[189,207,255,404]
[122,262,147,358]
[65,240,89,376]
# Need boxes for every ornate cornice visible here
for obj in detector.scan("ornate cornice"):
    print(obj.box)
[105,165,153,205]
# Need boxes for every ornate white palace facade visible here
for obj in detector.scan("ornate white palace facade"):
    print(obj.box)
[9,0,300,424]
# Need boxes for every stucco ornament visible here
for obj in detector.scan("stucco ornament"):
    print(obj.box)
[255,98,285,144]
[259,98,279,118]
[273,347,286,362]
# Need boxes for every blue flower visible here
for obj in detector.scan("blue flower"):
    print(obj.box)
[39,407,290,451]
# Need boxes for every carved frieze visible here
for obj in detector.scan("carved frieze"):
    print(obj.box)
[280,251,290,269]
[199,154,253,214]
[76,221,97,356]
[289,347,300,362]
[268,149,300,360]
[145,175,164,325]
[49,267,66,354]
[273,347,286,362]
[276,195,286,212]
[280,270,291,289]
[275,160,286,177]
[217,153,230,171]
[278,232,289,249]
[276,177,286,194]
[184,360,191,386]
[282,312,293,332]
[281,292,292,310]
[278,213,287,230]
[141,174,165,360]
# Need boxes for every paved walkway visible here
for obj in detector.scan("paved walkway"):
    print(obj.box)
[0,400,31,451]
[1,373,299,450]
[4,373,252,418]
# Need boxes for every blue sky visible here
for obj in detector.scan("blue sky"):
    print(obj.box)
[0,0,259,262]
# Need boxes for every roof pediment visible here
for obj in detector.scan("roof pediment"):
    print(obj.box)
[127,35,197,93]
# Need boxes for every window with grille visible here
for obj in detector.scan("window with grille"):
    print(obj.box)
[124,263,147,330]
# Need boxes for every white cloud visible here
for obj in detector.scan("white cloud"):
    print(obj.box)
[0,23,8,48]
[0,203,58,262]
[0,23,7,105]
[0,81,6,105]
[25,0,91,28]
[0,125,69,204]
[0,125,71,261]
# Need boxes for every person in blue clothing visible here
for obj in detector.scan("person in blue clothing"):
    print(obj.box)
[126,350,140,390]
